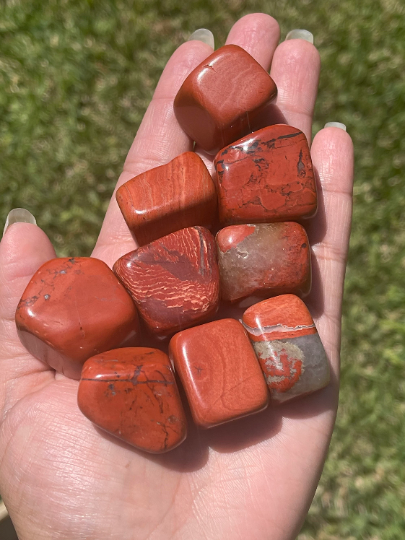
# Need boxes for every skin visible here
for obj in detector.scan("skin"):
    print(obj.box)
[0,13,353,540]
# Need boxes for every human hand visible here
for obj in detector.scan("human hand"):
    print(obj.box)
[0,13,353,540]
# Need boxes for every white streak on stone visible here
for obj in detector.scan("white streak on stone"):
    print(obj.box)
[242,321,315,337]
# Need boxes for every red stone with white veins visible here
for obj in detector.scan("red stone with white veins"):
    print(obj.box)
[214,124,317,225]
[113,226,220,336]
[242,295,330,403]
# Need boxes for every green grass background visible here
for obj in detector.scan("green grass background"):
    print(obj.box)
[1,0,405,538]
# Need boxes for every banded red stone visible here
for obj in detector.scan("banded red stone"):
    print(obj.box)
[216,223,311,303]
[243,295,330,402]
[15,257,140,380]
[169,319,269,428]
[214,124,317,225]
[113,227,219,336]
[174,45,277,154]
[78,348,187,453]
[116,152,217,246]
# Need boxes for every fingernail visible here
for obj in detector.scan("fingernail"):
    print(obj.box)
[3,208,37,237]
[188,29,215,49]
[324,122,347,131]
[285,29,314,44]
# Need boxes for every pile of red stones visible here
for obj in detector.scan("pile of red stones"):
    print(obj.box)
[15,45,330,454]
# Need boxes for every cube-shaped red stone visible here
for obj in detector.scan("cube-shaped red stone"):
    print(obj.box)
[242,295,330,402]
[169,319,268,428]
[15,257,140,380]
[113,227,219,336]
[116,152,217,246]
[174,45,277,154]
[214,125,317,225]
[216,223,311,303]
[78,348,187,453]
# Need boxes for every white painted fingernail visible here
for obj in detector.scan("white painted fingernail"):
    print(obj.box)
[3,208,37,237]
[285,29,314,44]
[324,122,347,131]
[188,29,215,49]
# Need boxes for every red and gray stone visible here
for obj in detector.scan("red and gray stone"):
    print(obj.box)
[216,223,311,303]
[242,295,330,402]
[113,226,219,336]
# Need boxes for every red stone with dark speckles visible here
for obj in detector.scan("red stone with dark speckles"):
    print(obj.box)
[169,319,269,428]
[113,227,219,336]
[216,223,311,303]
[214,125,317,225]
[174,45,277,154]
[78,348,187,453]
[116,152,217,246]
[242,295,330,403]
[15,257,140,380]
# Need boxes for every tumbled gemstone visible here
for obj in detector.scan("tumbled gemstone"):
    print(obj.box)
[169,319,268,428]
[174,45,277,154]
[78,348,187,453]
[113,227,219,336]
[216,223,311,303]
[214,124,317,225]
[15,257,140,380]
[242,295,330,403]
[116,152,217,246]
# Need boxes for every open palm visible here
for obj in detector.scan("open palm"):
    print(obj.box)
[0,14,353,540]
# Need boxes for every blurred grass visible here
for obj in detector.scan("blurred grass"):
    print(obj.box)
[1,0,405,537]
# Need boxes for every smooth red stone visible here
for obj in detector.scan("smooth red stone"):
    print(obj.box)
[242,296,329,402]
[113,227,219,336]
[78,348,187,453]
[169,319,268,428]
[214,125,317,225]
[216,223,311,303]
[174,45,277,154]
[15,257,140,380]
[243,295,317,342]
[116,152,217,246]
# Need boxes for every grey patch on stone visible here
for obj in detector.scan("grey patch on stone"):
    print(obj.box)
[253,333,330,402]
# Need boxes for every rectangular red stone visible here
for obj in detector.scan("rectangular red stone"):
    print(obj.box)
[214,124,317,225]
[174,45,277,154]
[116,152,217,246]
[169,319,269,428]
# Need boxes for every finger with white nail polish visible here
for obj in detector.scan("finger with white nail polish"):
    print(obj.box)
[324,122,347,131]
[188,29,214,49]
[285,29,314,44]
[3,208,36,237]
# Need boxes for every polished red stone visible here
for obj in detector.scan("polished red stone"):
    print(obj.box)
[242,295,330,402]
[214,125,317,225]
[169,319,268,428]
[174,45,277,154]
[116,152,217,246]
[78,348,187,453]
[15,257,140,380]
[216,223,311,303]
[113,227,219,336]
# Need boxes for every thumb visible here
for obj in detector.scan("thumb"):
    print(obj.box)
[0,218,56,415]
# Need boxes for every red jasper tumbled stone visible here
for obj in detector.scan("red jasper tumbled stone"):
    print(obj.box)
[216,223,311,303]
[242,295,330,403]
[169,319,269,428]
[113,226,219,336]
[78,348,187,453]
[116,152,217,246]
[15,257,140,380]
[174,45,277,154]
[214,125,317,225]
